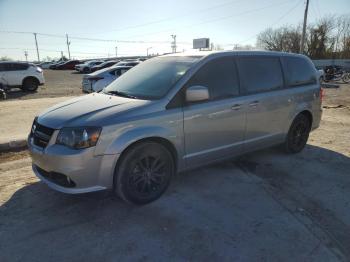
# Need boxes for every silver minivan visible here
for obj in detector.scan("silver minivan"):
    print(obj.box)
[28,51,322,204]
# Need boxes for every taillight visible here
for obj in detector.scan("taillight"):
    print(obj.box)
[320,88,324,102]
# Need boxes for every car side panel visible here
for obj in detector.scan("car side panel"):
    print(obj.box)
[283,84,322,134]
[183,97,246,169]
[243,89,290,153]
[95,107,186,171]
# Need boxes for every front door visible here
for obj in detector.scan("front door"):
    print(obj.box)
[183,56,246,169]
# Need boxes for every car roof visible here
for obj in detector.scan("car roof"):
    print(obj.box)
[0,61,29,64]
[109,65,133,69]
[89,65,133,76]
[161,50,307,59]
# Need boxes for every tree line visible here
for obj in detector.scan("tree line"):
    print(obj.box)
[257,14,350,59]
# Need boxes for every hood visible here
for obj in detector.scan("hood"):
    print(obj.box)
[37,93,150,129]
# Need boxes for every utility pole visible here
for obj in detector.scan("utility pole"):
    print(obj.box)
[146,47,152,56]
[61,51,64,60]
[171,34,177,53]
[24,51,28,62]
[300,0,310,54]
[115,46,118,57]
[66,34,71,59]
[33,33,40,62]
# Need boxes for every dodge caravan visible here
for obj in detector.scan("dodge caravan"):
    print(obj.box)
[28,51,322,204]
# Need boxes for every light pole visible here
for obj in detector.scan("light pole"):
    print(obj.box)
[24,51,28,62]
[66,34,71,59]
[171,34,177,53]
[33,33,40,62]
[146,47,153,56]
[115,46,118,57]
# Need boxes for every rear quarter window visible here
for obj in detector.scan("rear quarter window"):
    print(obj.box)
[282,56,316,87]
[237,56,283,94]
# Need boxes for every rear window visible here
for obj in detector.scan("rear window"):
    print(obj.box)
[237,56,283,94]
[282,57,316,87]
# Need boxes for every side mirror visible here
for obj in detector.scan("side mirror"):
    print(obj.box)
[186,85,209,103]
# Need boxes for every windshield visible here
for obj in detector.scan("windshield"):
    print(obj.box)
[103,56,200,100]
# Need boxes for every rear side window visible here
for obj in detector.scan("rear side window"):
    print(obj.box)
[1,63,11,71]
[282,57,316,87]
[283,57,316,86]
[186,57,239,100]
[237,56,283,94]
[109,69,121,76]
[10,63,29,71]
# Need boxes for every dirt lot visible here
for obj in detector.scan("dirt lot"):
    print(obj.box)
[0,78,349,261]
[5,69,83,100]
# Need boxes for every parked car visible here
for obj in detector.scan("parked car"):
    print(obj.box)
[82,66,132,93]
[55,60,81,70]
[0,61,44,91]
[75,60,104,73]
[38,61,54,69]
[90,60,119,72]
[114,60,140,67]
[49,61,67,69]
[28,51,322,204]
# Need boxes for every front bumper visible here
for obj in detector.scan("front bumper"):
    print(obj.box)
[28,136,119,194]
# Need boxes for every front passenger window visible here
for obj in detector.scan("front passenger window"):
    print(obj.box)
[185,57,239,100]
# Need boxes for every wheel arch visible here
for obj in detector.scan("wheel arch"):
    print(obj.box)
[22,76,40,86]
[299,110,313,127]
[112,136,179,189]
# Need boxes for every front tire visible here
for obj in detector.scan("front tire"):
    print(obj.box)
[114,142,174,205]
[284,114,311,154]
[22,78,38,92]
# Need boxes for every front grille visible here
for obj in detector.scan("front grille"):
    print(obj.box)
[30,120,55,148]
[35,165,76,188]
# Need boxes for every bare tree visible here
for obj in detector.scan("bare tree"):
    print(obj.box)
[257,26,301,53]
[306,17,334,59]
[256,14,350,59]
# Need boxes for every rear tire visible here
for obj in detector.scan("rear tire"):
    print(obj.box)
[284,114,311,154]
[22,78,38,92]
[114,142,174,205]
[342,73,350,83]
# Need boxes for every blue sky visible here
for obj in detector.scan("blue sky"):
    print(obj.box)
[0,0,349,60]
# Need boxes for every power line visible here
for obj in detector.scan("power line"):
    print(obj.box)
[0,0,293,43]
[91,0,246,35]
[122,0,293,40]
[235,0,303,45]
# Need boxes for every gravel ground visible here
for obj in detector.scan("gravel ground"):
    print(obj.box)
[0,78,349,261]
[4,69,83,100]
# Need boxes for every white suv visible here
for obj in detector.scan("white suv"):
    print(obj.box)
[0,62,45,91]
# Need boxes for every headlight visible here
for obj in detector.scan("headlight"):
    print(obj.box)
[56,127,101,149]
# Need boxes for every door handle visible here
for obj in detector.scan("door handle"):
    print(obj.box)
[249,101,259,107]
[231,104,241,110]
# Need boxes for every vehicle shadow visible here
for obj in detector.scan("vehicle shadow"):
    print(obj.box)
[0,144,349,261]
[1,89,33,100]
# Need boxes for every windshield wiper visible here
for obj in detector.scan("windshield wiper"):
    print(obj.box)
[104,90,138,99]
